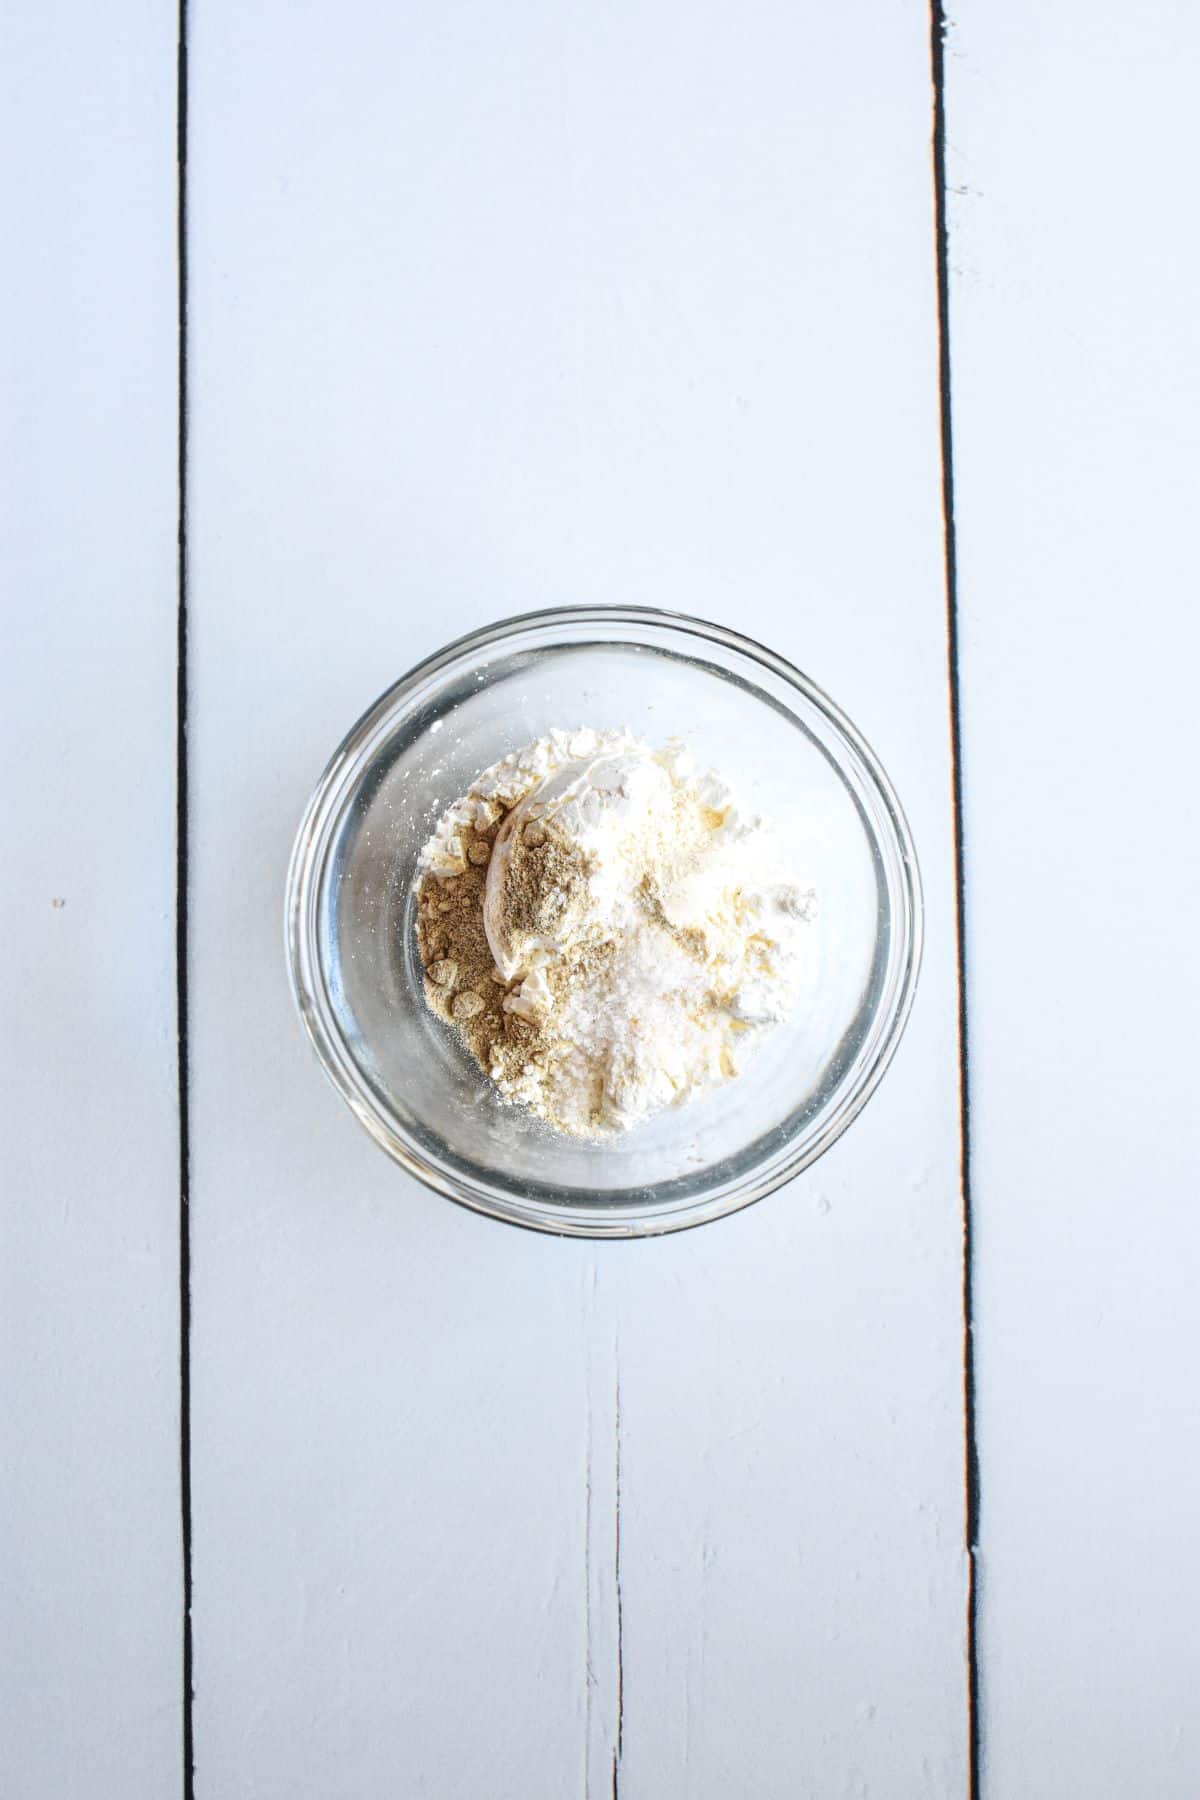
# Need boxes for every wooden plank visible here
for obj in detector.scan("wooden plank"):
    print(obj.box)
[0,8,182,1797]
[188,3,966,1793]
[946,6,1200,1794]
[188,10,593,1782]
[606,7,968,1787]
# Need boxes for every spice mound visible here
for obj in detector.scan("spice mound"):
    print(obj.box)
[415,728,816,1138]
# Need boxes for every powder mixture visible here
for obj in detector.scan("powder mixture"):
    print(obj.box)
[415,728,815,1138]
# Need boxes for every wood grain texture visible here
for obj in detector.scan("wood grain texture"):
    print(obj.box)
[946,5,1200,1794]
[0,7,182,1796]
[188,2,966,1793]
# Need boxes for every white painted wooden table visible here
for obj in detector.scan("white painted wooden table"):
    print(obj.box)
[3,5,1197,1796]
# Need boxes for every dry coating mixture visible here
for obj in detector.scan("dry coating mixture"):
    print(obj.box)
[415,729,815,1138]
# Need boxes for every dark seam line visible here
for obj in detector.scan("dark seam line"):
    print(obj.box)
[611,1373,623,1800]
[176,3,193,1797]
[929,5,980,1796]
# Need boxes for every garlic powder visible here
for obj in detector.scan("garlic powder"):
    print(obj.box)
[415,730,815,1138]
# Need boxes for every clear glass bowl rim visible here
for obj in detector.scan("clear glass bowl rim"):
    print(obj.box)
[285,604,923,1238]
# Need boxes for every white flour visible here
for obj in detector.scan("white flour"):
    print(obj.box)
[417,729,815,1137]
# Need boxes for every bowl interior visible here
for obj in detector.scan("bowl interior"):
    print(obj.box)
[293,619,918,1230]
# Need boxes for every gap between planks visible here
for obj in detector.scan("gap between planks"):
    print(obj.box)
[584,1261,624,1800]
[929,3,980,1795]
[175,2,194,1797]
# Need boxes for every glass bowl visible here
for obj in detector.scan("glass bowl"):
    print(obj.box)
[286,607,921,1237]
